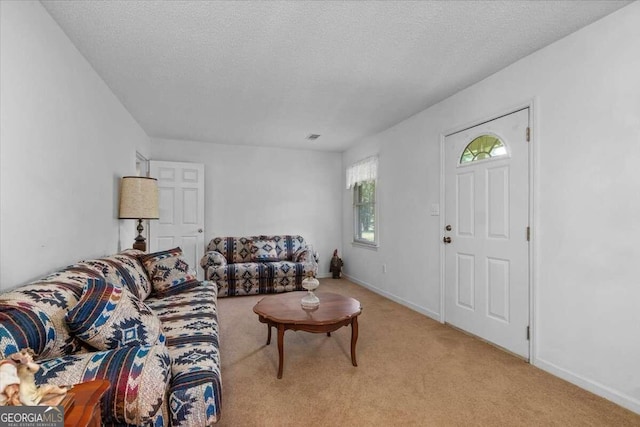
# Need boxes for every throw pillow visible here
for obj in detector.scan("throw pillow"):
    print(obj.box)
[65,278,165,350]
[250,239,279,262]
[139,247,198,295]
[111,249,154,300]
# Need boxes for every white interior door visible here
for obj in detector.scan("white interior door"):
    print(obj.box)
[149,161,205,280]
[444,108,530,358]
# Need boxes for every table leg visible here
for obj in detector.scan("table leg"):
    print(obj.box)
[327,332,331,337]
[266,324,271,345]
[350,316,359,367]
[277,324,285,379]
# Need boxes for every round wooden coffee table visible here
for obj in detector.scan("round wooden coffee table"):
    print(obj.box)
[253,291,362,379]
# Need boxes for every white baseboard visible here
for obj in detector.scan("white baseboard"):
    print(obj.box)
[316,272,331,279]
[534,358,640,414]
[343,275,639,415]
[343,274,441,322]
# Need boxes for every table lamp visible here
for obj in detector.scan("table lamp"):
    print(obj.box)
[118,176,159,252]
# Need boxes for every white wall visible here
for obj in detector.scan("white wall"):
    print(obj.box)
[0,1,150,290]
[151,138,342,276]
[342,2,640,414]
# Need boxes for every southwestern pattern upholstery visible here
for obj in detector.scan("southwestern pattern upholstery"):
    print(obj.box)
[145,284,221,426]
[250,239,279,261]
[201,235,318,297]
[36,345,171,426]
[140,247,199,295]
[0,249,222,426]
[65,278,166,350]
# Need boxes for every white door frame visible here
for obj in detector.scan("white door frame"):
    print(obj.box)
[136,151,149,177]
[439,98,538,363]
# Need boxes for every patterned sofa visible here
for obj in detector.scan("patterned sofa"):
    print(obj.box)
[0,248,221,426]
[200,235,317,297]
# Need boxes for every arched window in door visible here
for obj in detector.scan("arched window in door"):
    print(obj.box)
[460,135,507,164]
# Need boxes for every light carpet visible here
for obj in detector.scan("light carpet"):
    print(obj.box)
[216,278,639,426]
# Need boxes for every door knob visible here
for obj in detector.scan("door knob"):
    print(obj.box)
[443,236,452,244]
[198,228,203,233]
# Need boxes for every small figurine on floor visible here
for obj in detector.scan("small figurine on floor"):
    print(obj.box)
[0,348,68,406]
[329,249,343,279]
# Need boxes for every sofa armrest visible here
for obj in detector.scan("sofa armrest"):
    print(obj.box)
[291,246,320,277]
[35,345,171,426]
[200,251,227,270]
[292,246,319,263]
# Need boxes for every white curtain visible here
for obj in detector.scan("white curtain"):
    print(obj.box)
[346,156,378,189]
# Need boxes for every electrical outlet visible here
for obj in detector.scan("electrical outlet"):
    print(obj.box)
[382,264,387,273]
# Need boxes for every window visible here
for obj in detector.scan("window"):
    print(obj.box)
[354,181,376,245]
[460,135,507,164]
[347,156,378,246]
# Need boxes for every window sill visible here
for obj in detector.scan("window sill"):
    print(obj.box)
[351,241,378,251]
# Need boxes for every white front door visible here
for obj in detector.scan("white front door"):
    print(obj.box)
[443,108,530,358]
[149,161,205,280]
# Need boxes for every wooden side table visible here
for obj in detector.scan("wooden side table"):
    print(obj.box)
[64,380,110,427]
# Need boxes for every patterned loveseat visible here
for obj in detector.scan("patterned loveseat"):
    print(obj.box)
[0,248,221,426]
[200,235,317,297]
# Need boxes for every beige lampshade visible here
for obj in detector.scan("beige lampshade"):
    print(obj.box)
[119,176,160,219]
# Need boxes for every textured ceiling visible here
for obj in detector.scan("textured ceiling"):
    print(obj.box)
[41,1,630,152]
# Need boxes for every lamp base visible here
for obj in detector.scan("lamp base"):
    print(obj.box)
[301,291,320,309]
[301,277,320,308]
[133,219,147,252]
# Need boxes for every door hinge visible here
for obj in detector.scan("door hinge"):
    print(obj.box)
[526,226,530,241]
[526,326,530,341]
[526,127,531,142]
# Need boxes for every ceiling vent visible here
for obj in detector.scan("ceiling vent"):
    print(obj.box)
[306,134,321,141]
